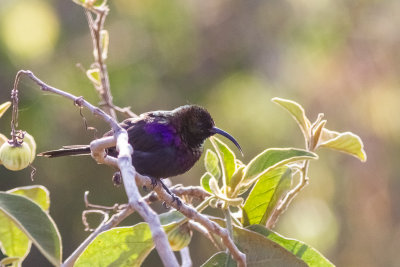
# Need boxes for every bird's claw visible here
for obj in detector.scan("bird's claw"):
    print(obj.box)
[112,172,122,187]
[150,177,158,189]
[162,193,182,210]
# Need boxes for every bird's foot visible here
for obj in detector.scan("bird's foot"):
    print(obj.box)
[159,179,182,210]
[162,195,182,210]
[150,176,158,188]
[143,176,158,192]
[112,172,122,187]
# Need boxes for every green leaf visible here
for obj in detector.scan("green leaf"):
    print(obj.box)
[200,172,214,194]
[318,129,367,162]
[0,101,11,119]
[211,218,308,266]
[242,167,292,226]
[0,186,51,260]
[8,185,50,211]
[311,119,327,150]
[86,68,101,87]
[0,211,31,259]
[228,165,245,197]
[272,97,311,141]
[204,150,221,179]
[241,148,317,191]
[159,210,185,226]
[75,223,153,267]
[247,224,334,267]
[210,137,236,187]
[0,192,61,266]
[235,225,307,266]
[72,0,107,8]
[201,252,236,267]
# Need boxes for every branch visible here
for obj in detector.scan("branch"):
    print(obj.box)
[12,70,179,267]
[63,186,205,266]
[134,174,247,267]
[180,247,192,267]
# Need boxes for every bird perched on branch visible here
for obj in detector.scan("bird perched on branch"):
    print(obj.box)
[39,105,242,203]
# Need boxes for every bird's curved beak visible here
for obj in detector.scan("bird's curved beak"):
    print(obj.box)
[211,127,243,156]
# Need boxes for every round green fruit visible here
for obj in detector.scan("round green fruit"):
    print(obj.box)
[23,132,36,162]
[0,142,32,171]
[167,224,192,251]
[0,134,7,164]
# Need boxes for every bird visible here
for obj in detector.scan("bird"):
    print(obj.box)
[38,105,242,204]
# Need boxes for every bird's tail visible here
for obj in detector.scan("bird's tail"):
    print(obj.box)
[38,145,91,158]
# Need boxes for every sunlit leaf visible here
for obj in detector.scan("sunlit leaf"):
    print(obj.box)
[210,137,236,187]
[204,150,221,179]
[0,192,61,266]
[234,227,307,266]
[318,129,367,162]
[72,0,107,8]
[0,102,11,118]
[200,172,215,194]
[241,148,317,191]
[242,167,292,226]
[8,185,50,211]
[75,223,153,267]
[247,224,334,267]
[201,252,236,267]
[0,186,51,260]
[228,165,245,197]
[86,68,101,87]
[159,210,185,226]
[212,218,308,266]
[272,97,311,141]
[311,120,327,150]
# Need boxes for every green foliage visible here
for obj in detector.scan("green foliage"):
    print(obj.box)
[240,148,317,192]
[247,225,334,267]
[271,97,311,142]
[242,167,292,226]
[198,97,366,266]
[204,150,221,180]
[0,102,11,119]
[75,223,153,267]
[0,187,61,266]
[201,252,236,267]
[0,93,367,267]
[72,0,107,9]
[210,137,236,186]
[318,129,367,161]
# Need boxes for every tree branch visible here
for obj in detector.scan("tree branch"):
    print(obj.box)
[12,70,179,267]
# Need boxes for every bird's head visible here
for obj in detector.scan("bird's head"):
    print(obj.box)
[175,105,242,155]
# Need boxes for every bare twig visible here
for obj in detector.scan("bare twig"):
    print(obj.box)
[189,221,224,251]
[82,209,109,231]
[84,8,117,120]
[62,206,134,267]
[138,176,247,267]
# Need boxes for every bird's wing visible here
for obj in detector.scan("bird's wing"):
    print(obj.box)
[104,114,179,152]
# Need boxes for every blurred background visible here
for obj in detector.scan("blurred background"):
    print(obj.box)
[0,0,399,266]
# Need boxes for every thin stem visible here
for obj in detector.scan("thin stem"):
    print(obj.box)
[266,160,310,229]
[223,208,233,240]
